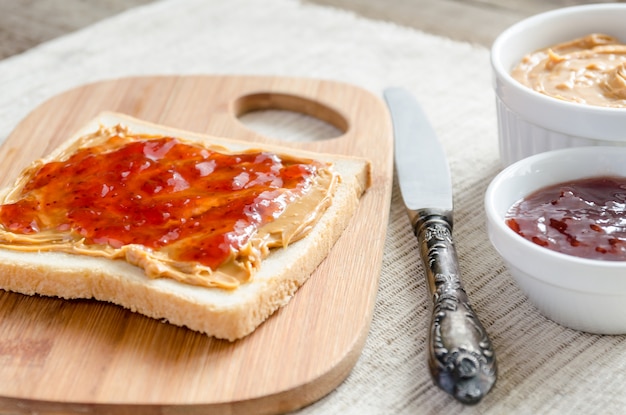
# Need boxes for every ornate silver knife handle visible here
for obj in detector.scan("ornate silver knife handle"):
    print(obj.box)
[412,208,497,404]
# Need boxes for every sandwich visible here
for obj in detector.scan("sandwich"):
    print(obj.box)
[0,112,370,341]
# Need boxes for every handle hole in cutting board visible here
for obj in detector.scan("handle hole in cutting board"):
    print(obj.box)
[234,93,347,142]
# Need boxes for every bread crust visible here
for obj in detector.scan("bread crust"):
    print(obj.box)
[0,112,370,341]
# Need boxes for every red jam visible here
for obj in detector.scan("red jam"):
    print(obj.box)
[0,134,321,270]
[506,176,626,261]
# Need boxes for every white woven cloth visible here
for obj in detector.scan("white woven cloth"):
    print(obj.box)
[2,0,626,414]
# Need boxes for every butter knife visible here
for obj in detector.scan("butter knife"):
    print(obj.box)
[384,87,496,404]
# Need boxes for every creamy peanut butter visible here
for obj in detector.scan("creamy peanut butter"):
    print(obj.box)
[512,33,626,108]
[0,125,338,289]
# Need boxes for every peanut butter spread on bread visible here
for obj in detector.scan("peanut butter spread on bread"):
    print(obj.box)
[512,33,626,107]
[0,125,338,289]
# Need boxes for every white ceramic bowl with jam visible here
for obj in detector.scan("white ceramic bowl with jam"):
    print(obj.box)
[491,4,626,166]
[485,146,626,334]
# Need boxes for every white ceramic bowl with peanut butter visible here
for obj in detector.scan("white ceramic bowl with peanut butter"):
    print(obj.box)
[491,4,626,166]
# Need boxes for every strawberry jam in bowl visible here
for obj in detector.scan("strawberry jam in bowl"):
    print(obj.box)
[506,176,626,261]
[485,146,626,334]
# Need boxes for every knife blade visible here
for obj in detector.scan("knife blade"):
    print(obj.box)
[384,87,497,404]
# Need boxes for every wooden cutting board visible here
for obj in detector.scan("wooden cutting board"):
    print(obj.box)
[0,75,393,414]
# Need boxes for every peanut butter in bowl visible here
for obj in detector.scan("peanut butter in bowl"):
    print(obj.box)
[512,33,626,108]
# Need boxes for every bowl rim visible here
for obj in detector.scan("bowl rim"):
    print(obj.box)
[485,146,626,269]
[490,3,626,116]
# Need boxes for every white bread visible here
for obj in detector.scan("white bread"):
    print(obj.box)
[0,112,370,341]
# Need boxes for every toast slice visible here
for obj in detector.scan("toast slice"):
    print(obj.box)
[0,112,370,341]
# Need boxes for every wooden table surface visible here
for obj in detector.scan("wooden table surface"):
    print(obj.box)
[0,0,619,60]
